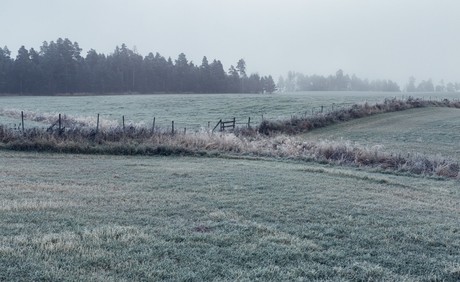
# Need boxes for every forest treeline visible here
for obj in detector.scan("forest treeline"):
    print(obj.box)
[278,70,460,93]
[0,38,276,95]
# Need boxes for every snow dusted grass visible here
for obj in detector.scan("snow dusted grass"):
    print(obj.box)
[1,151,459,280]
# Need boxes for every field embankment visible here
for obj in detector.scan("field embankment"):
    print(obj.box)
[1,98,460,179]
[258,97,460,135]
[304,107,460,159]
[1,125,459,179]
[1,151,459,281]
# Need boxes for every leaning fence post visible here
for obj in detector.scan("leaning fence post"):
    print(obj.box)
[21,111,24,132]
[171,121,174,135]
[248,117,251,128]
[152,117,156,134]
[96,113,100,134]
[212,119,222,133]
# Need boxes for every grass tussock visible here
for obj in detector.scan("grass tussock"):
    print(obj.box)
[258,97,460,135]
[0,125,244,156]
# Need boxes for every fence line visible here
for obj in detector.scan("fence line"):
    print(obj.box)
[1,97,456,134]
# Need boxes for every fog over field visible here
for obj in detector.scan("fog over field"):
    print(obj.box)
[1,0,460,85]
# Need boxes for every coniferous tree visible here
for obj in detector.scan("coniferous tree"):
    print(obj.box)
[209,59,227,93]
[278,70,402,92]
[0,38,275,95]
[199,56,212,93]
[12,46,33,93]
[227,65,240,93]
[0,46,13,93]
[263,75,276,93]
[406,77,417,92]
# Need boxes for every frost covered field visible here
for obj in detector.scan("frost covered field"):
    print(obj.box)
[1,92,460,280]
[305,107,460,159]
[1,151,459,281]
[1,91,458,130]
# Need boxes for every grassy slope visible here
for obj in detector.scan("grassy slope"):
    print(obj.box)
[1,151,459,281]
[303,107,460,159]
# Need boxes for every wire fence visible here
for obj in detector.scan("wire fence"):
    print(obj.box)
[2,97,459,135]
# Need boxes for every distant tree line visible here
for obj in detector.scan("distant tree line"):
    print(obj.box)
[0,38,276,95]
[278,70,460,93]
[278,70,401,92]
[405,76,460,93]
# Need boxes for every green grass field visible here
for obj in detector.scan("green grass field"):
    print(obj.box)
[304,107,460,159]
[1,151,459,281]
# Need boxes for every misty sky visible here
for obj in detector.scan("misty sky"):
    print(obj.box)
[2,0,460,85]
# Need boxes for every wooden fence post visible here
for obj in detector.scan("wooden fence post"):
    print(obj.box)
[96,114,100,134]
[212,119,222,133]
[233,117,236,130]
[152,117,156,134]
[21,111,24,132]
[58,114,62,134]
[184,128,186,134]
[122,115,125,131]
[248,117,251,128]
[171,121,174,135]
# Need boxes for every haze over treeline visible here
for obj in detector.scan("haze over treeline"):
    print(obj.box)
[0,38,276,95]
[2,1,460,86]
[278,71,460,93]
[1,38,459,95]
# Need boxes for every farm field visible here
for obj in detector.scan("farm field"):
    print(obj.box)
[1,151,459,281]
[1,91,458,130]
[1,93,460,280]
[303,107,460,159]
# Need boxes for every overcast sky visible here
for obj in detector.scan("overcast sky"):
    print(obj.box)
[1,0,460,85]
